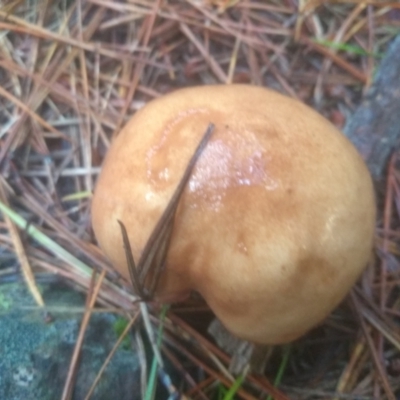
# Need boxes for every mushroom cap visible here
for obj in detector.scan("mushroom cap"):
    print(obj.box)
[91,84,375,345]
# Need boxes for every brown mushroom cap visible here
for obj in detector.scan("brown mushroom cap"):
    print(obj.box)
[91,84,376,345]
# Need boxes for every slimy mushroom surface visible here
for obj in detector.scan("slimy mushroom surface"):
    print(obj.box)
[91,84,376,345]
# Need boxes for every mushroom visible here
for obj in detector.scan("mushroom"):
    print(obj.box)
[91,84,376,345]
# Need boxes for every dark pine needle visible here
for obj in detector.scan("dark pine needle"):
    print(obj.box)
[118,123,215,300]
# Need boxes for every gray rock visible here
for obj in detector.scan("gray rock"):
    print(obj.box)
[0,280,141,400]
[344,34,400,183]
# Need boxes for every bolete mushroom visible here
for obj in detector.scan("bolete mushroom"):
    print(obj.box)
[91,84,376,345]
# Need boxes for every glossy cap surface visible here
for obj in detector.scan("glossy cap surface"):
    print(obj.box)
[92,85,376,344]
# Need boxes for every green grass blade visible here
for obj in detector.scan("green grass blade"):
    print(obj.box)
[266,345,291,400]
[314,39,383,58]
[0,200,93,279]
[61,190,92,202]
[144,305,169,400]
[223,369,247,400]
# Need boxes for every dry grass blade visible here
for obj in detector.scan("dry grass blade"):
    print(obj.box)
[361,307,400,352]
[84,311,140,400]
[112,0,161,136]
[299,36,368,83]
[180,22,228,83]
[140,301,164,369]
[162,345,210,400]
[167,314,291,400]
[16,192,112,273]
[61,269,106,400]
[333,337,367,399]
[135,330,148,398]
[0,20,124,59]
[0,5,105,164]
[0,200,93,280]
[0,199,135,309]
[0,84,64,137]
[0,178,44,306]
[351,292,396,400]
